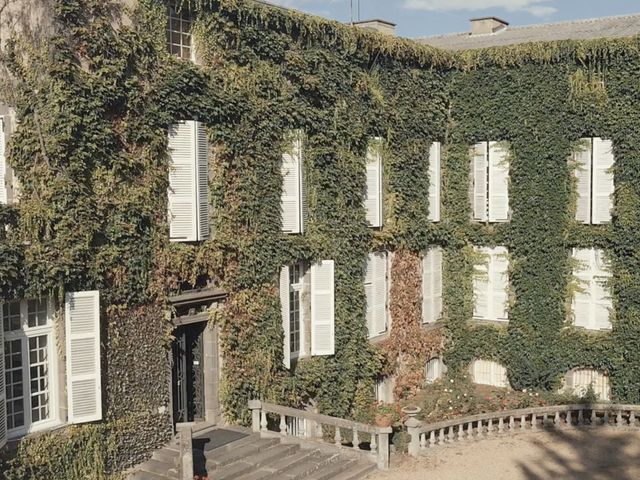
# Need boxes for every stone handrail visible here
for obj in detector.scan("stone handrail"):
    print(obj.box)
[405,403,640,457]
[175,422,195,480]
[249,400,392,470]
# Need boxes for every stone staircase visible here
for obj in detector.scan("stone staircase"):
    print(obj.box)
[130,427,376,480]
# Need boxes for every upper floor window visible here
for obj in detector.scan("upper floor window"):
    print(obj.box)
[279,260,335,368]
[167,121,210,243]
[365,137,384,228]
[281,131,305,234]
[167,3,195,61]
[473,246,509,322]
[365,252,389,338]
[573,137,614,224]
[428,142,441,222]
[471,141,510,223]
[422,246,443,324]
[571,248,612,330]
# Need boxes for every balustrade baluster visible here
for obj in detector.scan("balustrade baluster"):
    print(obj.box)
[466,422,473,439]
[566,411,572,426]
[520,415,526,430]
[498,417,504,433]
[429,430,436,448]
[371,433,378,453]
[531,413,538,430]
[353,428,360,447]
[578,410,584,426]
[630,411,636,427]
[487,418,494,436]
[509,416,515,431]
[260,411,268,432]
[334,427,342,446]
[438,428,445,444]
[616,411,623,428]
[279,415,288,435]
[554,411,561,427]
[591,409,597,425]
[543,413,548,427]
[604,411,610,426]
[419,433,426,450]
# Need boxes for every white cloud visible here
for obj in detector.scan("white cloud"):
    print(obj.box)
[403,0,557,16]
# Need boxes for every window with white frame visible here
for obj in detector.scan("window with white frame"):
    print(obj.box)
[166,2,195,61]
[471,141,510,223]
[573,138,614,225]
[2,299,57,437]
[471,359,509,388]
[375,376,394,404]
[168,121,210,242]
[281,131,305,234]
[473,246,509,322]
[428,142,441,222]
[425,357,446,384]
[566,368,610,401]
[365,252,388,338]
[422,247,443,324]
[280,261,335,369]
[571,248,612,330]
[364,137,384,228]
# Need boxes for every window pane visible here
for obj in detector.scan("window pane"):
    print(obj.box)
[27,298,48,328]
[29,335,50,423]
[3,302,21,332]
[5,339,26,429]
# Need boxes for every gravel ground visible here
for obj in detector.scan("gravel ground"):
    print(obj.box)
[370,429,640,480]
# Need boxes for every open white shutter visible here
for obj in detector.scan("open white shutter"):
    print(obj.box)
[492,247,509,321]
[65,291,102,424]
[168,121,197,242]
[473,248,490,319]
[311,260,335,356]
[0,116,6,204]
[574,139,592,224]
[488,142,509,223]
[281,134,302,234]
[422,247,443,324]
[572,248,594,329]
[592,138,614,225]
[428,142,441,222]
[472,142,488,221]
[364,254,375,336]
[0,317,6,448]
[195,122,210,241]
[280,266,291,369]
[365,139,383,228]
[297,134,308,234]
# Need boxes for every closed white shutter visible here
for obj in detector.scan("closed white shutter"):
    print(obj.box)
[426,358,445,384]
[574,139,592,224]
[365,138,383,228]
[365,252,388,337]
[492,247,509,321]
[281,134,302,234]
[311,260,335,356]
[593,249,612,330]
[428,142,441,222]
[297,134,308,234]
[280,266,291,369]
[488,142,509,223]
[168,121,197,242]
[592,138,614,224]
[422,247,443,324]
[572,249,612,330]
[473,248,490,319]
[65,291,102,424]
[473,360,508,387]
[472,142,488,221]
[0,116,6,204]
[195,122,210,241]
[0,318,6,448]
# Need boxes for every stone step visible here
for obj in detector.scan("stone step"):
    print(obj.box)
[151,448,179,465]
[305,458,360,480]
[239,447,323,480]
[329,461,377,480]
[279,451,341,479]
[206,437,280,468]
[211,444,301,480]
[131,470,175,480]
[138,458,179,479]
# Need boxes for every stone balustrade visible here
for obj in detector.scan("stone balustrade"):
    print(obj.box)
[249,400,392,470]
[405,403,640,457]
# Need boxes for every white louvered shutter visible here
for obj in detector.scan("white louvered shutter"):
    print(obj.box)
[0,116,6,204]
[472,142,488,221]
[365,252,388,337]
[280,266,291,369]
[365,139,383,228]
[195,122,210,241]
[592,138,614,225]
[0,318,6,449]
[428,142,441,222]
[297,135,308,234]
[572,248,593,329]
[492,247,509,321]
[311,260,335,356]
[593,250,612,330]
[168,121,197,242]
[281,135,302,234]
[422,247,443,324]
[65,291,102,424]
[488,142,509,223]
[574,139,592,224]
[473,248,490,319]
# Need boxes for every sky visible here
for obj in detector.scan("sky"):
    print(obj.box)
[266,0,640,38]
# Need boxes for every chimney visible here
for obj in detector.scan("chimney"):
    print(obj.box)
[352,19,397,36]
[470,16,509,35]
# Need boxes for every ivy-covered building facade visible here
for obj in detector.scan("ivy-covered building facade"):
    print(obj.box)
[1,0,640,476]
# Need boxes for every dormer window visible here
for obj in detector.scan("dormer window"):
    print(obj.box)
[167,2,194,61]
